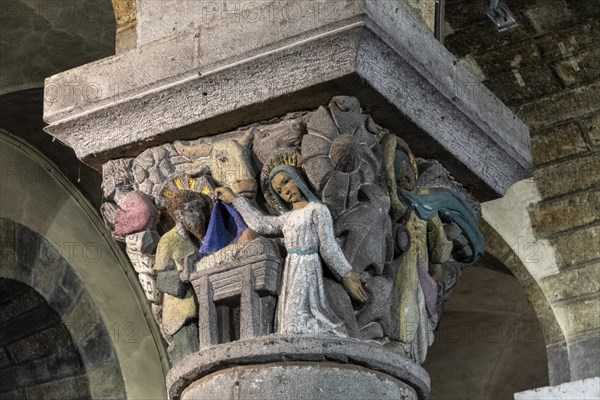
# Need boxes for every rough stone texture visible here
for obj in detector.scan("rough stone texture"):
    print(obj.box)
[77,321,119,367]
[524,0,574,34]
[167,336,430,400]
[0,219,126,399]
[25,375,90,400]
[530,123,589,166]
[6,326,72,363]
[553,296,600,338]
[514,377,600,399]
[0,279,91,399]
[535,19,600,60]
[14,223,39,285]
[0,0,115,93]
[474,41,542,76]
[545,342,571,385]
[484,64,563,107]
[48,264,85,318]
[554,47,600,87]
[62,290,103,345]
[34,254,68,301]
[530,190,600,237]
[580,112,600,147]
[444,0,488,31]
[112,0,137,54]
[1,134,166,399]
[113,191,158,236]
[42,0,531,202]
[533,153,600,199]
[0,389,23,400]
[517,82,600,130]
[551,225,600,268]
[181,363,417,400]
[0,291,44,325]
[85,363,131,399]
[0,219,16,273]
[100,95,485,368]
[567,336,600,381]
[0,301,60,346]
[445,23,531,59]
[540,262,600,301]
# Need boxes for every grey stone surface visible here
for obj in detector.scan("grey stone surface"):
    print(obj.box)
[77,321,119,367]
[0,220,127,399]
[62,290,101,346]
[25,375,90,400]
[48,265,85,317]
[181,362,417,400]
[191,237,283,349]
[0,290,44,325]
[43,0,530,201]
[167,336,430,400]
[85,363,128,400]
[14,223,39,284]
[0,300,60,346]
[0,219,16,273]
[34,256,68,301]
[546,342,571,385]
[568,335,600,381]
[0,279,91,399]
[514,377,600,400]
[157,270,187,298]
[0,0,115,94]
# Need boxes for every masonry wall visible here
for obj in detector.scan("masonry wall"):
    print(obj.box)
[444,0,600,382]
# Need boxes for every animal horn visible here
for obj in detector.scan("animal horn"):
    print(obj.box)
[175,141,212,159]
[236,129,254,147]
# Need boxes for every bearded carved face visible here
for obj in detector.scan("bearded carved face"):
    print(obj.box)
[166,191,211,241]
[177,199,207,241]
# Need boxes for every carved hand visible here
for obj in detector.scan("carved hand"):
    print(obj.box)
[215,187,237,204]
[343,272,368,303]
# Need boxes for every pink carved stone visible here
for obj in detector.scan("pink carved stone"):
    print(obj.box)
[113,191,158,236]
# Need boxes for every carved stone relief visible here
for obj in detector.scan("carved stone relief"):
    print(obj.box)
[101,96,484,366]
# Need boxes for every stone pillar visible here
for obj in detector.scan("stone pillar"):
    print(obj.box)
[43,1,531,398]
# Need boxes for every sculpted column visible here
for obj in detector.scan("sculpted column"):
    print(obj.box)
[43,2,531,399]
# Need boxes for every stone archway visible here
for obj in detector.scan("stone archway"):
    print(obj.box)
[0,219,125,399]
[481,219,569,384]
[0,130,168,399]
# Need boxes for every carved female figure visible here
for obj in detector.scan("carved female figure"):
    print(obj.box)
[383,134,454,363]
[216,164,367,337]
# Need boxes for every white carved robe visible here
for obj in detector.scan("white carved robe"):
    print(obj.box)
[234,198,352,337]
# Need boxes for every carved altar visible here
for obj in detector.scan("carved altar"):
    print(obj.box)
[190,238,283,347]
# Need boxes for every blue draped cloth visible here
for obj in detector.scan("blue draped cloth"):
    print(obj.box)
[199,201,249,255]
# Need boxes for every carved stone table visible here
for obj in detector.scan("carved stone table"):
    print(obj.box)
[191,238,283,348]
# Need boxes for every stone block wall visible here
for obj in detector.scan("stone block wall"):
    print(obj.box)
[0,279,90,400]
[444,0,600,382]
[0,219,126,399]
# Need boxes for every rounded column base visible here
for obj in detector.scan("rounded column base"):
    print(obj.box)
[182,362,417,400]
[167,336,430,399]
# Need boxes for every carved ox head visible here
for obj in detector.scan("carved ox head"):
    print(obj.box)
[175,131,257,198]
